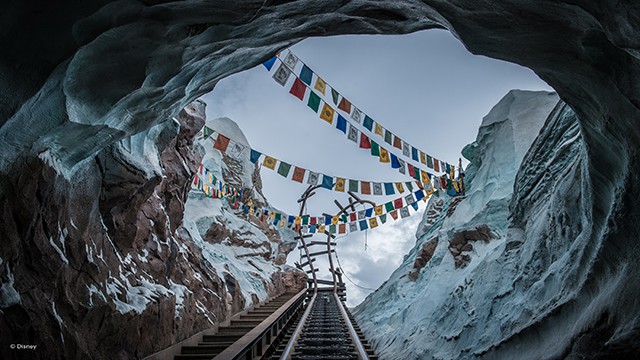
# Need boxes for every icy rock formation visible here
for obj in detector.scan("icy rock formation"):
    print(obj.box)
[2,1,640,359]
[0,102,303,359]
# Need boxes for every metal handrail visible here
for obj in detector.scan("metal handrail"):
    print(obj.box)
[334,292,370,360]
[279,292,317,360]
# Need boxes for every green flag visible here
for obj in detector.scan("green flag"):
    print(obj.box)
[385,201,394,212]
[203,126,214,139]
[371,141,380,156]
[348,179,358,192]
[380,214,387,224]
[277,161,291,177]
[427,155,434,168]
[384,129,392,144]
[331,88,339,105]
[302,215,309,225]
[308,92,321,112]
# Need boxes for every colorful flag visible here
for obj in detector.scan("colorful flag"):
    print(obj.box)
[320,103,335,124]
[307,171,319,185]
[394,198,403,209]
[379,147,390,163]
[361,181,371,195]
[415,189,425,201]
[349,222,358,233]
[289,78,307,100]
[338,97,352,113]
[351,108,363,123]
[373,182,383,195]
[374,123,384,136]
[397,158,406,174]
[395,182,405,193]
[411,202,419,211]
[309,225,316,233]
[412,147,419,161]
[369,217,379,228]
[347,124,358,142]
[263,56,276,70]
[307,92,321,112]
[272,63,291,86]
[213,134,230,152]
[339,224,346,234]
[421,170,430,185]
[322,175,333,189]
[284,52,298,68]
[371,141,380,156]
[427,155,434,169]
[360,133,372,149]
[292,166,305,183]
[250,149,262,164]
[357,210,365,220]
[413,167,421,181]
[349,212,357,222]
[406,182,414,192]
[393,135,402,149]
[331,88,339,105]
[390,210,398,220]
[331,216,339,225]
[400,207,410,218]
[325,215,332,225]
[384,129,392,144]
[390,153,401,169]
[402,142,410,158]
[263,156,277,170]
[318,224,325,233]
[420,151,427,165]
[310,217,317,225]
[380,214,387,224]
[363,115,374,131]
[314,77,326,95]
[300,64,313,85]
[374,205,383,215]
[408,164,416,178]
[228,141,245,159]
[202,126,214,140]
[405,194,415,204]
[277,161,291,177]
[434,159,440,172]
[359,220,368,231]
[365,208,373,217]
[385,201,394,212]
[384,182,395,195]
[349,179,358,192]
[336,115,347,133]
[450,165,455,178]
[335,177,346,192]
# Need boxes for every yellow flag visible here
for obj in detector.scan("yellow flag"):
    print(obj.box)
[420,151,427,165]
[379,147,390,163]
[203,184,209,196]
[249,207,255,215]
[314,77,326,95]
[374,205,383,215]
[263,156,277,170]
[294,216,302,225]
[421,170,430,185]
[453,180,460,192]
[320,103,335,124]
[269,212,276,219]
[318,224,325,233]
[374,123,384,136]
[369,217,379,228]
[450,165,456,178]
[395,182,405,194]
[335,177,345,192]
[331,216,339,225]
[208,172,213,183]
[280,219,286,228]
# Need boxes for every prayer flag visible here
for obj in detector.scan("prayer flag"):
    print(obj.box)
[272,63,292,86]
[263,56,276,70]
[379,147,390,163]
[357,210,365,220]
[412,147,419,161]
[349,179,358,192]
[359,220,368,231]
[402,142,411,158]
[427,155,434,168]
[288,215,294,224]
[331,88,340,105]
[394,198,403,209]
[408,164,416,178]
[371,141,380,156]
[300,64,313,85]
[361,181,371,195]
[413,167,421,181]
[335,177,346,192]
[395,182,405,193]
[338,97,352,113]
[341,214,348,223]
[337,115,347,133]
[307,171,319,185]
[322,175,334,190]
[317,216,324,225]
[310,225,316,233]
[405,194,415,204]
[349,222,358,233]
[325,215,332,225]
[360,133,372,149]
[385,201,394,212]
[277,161,291,177]
[339,224,346,234]
[400,207,410,218]
[440,176,447,189]
[202,126,214,139]
[393,135,402,149]
[446,163,451,174]
[384,129,392,144]
[228,142,245,159]
[369,217,379,229]
[421,170,430,185]
[411,202,419,211]
[420,151,427,165]
[263,156,277,170]
[332,216,339,225]
[213,134,230,152]
[434,159,440,172]
[310,217,317,225]
[307,92,321,112]
[292,166,305,183]
[347,124,358,142]
[390,210,398,220]
[415,189,425,201]
[314,77,326,95]
[398,158,406,174]
[320,103,335,124]
[384,182,395,195]
[450,165,455,178]
[374,205,383,215]
[363,115,374,131]
[365,208,373,217]
[373,182,383,195]
[350,212,357,222]
[294,216,301,225]
[250,149,262,164]
[390,153,400,169]
[380,214,387,224]
[289,78,307,100]
[351,108,363,123]
[374,123,384,136]
[284,52,298,68]
[318,224,325,233]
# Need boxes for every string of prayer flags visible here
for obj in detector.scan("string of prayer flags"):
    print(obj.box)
[263,155,277,170]
[277,161,291,177]
[308,92,321,112]
[292,166,305,183]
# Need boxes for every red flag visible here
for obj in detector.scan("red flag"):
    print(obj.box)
[292,166,305,183]
[360,182,371,195]
[213,134,230,152]
[389,210,398,220]
[338,97,352,113]
[289,78,307,101]
[393,135,402,149]
[434,159,440,172]
[199,164,204,175]
[440,176,447,189]
[193,176,198,186]
[310,217,317,225]
[360,133,371,149]
[394,198,403,209]
[416,181,424,190]
[349,212,356,222]
[408,164,416,178]
[339,224,346,234]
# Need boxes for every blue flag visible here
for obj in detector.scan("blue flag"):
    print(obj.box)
[288,215,294,224]
[415,189,425,201]
[390,153,400,169]
[263,56,276,71]
[325,215,332,225]
[363,115,374,131]
[411,202,419,211]
[310,225,317,233]
[336,115,347,134]
[322,175,334,190]
[250,149,262,164]
[365,207,373,218]
[243,205,250,214]
[359,220,368,230]
[384,182,395,195]
[300,65,313,85]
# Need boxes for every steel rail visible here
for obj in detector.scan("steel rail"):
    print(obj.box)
[279,292,317,360]
[334,292,370,360]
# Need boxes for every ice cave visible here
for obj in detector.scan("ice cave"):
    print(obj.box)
[1,1,639,360]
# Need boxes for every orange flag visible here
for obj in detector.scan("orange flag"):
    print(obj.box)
[338,97,352,114]
[213,134,230,152]
[292,166,306,183]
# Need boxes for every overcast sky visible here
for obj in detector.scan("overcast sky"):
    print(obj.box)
[200,29,552,307]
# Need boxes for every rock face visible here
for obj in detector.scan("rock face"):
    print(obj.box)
[1,1,640,359]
